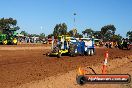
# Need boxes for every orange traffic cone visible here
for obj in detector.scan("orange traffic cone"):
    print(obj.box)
[102,51,108,74]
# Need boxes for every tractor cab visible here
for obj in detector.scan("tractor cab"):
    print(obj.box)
[47,35,70,58]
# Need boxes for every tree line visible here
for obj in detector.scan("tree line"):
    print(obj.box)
[0,18,45,39]
[0,17,132,42]
[20,31,45,39]
[49,23,132,42]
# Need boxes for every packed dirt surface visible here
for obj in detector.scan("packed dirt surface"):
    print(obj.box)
[0,44,131,88]
[17,55,132,88]
[0,44,51,50]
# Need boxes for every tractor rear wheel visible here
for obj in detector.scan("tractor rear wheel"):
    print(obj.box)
[70,52,76,57]
[2,40,8,45]
[12,38,18,45]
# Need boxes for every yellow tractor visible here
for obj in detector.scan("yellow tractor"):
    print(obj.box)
[46,35,71,58]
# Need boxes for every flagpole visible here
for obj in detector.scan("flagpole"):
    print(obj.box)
[73,13,76,29]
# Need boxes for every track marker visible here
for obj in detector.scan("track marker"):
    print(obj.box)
[102,51,108,74]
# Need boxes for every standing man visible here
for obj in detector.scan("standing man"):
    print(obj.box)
[81,39,85,56]
[64,40,67,50]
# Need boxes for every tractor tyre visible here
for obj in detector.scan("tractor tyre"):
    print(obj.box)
[70,53,73,57]
[76,75,86,85]
[69,50,75,57]
[70,52,76,57]
[57,52,61,58]
[2,40,8,45]
[12,42,17,45]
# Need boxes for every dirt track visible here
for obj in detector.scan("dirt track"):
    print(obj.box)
[0,44,131,88]
[17,55,132,88]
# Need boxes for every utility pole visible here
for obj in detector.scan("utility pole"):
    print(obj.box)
[73,13,77,36]
[73,13,76,29]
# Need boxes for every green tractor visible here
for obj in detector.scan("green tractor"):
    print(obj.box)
[0,34,8,45]
[0,30,18,45]
[0,34,18,45]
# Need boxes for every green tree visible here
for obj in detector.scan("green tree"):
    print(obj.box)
[53,23,67,37]
[67,28,82,38]
[67,30,73,36]
[126,31,132,41]
[101,25,116,35]
[53,24,59,37]
[82,28,94,38]
[67,29,77,37]
[39,33,45,38]
[72,28,77,36]
[93,31,102,39]
[101,24,116,41]
[0,17,20,33]
[61,23,67,35]
[30,34,39,37]
[111,34,122,42]
[48,34,54,38]
[20,31,28,36]
[75,33,83,38]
